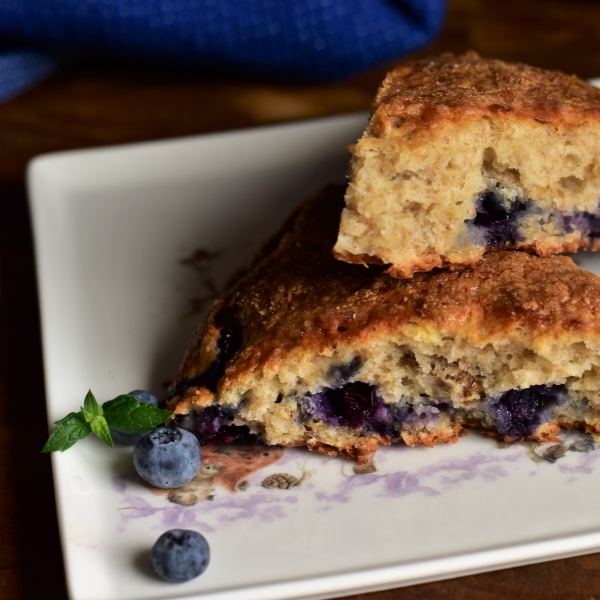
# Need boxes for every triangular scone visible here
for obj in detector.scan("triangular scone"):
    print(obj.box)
[333,52,600,278]
[166,185,600,464]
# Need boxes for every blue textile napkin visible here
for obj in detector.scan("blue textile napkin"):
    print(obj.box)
[0,0,445,102]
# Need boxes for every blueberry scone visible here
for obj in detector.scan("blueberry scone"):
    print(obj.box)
[334,52,600,278]
[165,185,600,463]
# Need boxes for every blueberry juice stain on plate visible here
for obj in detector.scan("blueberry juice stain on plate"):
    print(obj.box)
[111,430,600,536]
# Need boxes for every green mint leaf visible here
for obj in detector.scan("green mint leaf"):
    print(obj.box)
[103,394,172,433]
[90,415,113,448]
[81,389,103,423]
[42,412,92,453]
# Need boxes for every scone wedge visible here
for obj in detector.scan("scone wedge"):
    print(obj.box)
[165,185,600,463]
[334,52,600,278]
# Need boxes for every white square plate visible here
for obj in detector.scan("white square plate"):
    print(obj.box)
[28,113,600,600]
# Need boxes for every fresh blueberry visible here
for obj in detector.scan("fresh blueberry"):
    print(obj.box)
[150,529,210,583]
[133,427,201,488]
[110,389,160,445]
[129,389,160,406]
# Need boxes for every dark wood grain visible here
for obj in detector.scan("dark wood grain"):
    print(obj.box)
[2,0,600,598]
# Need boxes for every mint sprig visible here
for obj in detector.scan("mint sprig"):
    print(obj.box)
[80,390,113,448]
[42,412,92,453]
[103,395,173,433]
[42,390,173,453]
[82,389,103,422]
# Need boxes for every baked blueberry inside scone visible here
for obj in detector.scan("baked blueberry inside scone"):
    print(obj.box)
[333,52,600,278]
[467,183,600,251]
[165,185,600,464]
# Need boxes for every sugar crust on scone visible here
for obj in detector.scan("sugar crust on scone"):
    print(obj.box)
[334,52,600,278]
[165,186,600,463]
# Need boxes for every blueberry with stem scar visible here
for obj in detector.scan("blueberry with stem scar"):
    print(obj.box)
[150,529,210,583]
[133,427,201,488]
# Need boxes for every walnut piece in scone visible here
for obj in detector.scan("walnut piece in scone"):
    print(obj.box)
[334,52,600,278]
[164,185,600,464]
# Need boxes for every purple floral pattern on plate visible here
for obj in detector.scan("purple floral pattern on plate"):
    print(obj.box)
[112,431,600,533]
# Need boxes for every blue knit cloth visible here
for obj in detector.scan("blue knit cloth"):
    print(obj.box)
[0,0,445,102]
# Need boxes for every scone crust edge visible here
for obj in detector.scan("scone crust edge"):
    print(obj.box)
[369,51,600,134]
[167,186,600,461]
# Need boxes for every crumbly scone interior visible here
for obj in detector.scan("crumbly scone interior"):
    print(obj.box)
[333,53,600,278]
[335,115,600,278]
[166,186,600,464]
[171,324,600,463]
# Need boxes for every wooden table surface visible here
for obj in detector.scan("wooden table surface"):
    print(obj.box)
[3,0,600,598]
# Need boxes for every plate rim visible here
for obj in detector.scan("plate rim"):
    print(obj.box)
[26,113,600,600]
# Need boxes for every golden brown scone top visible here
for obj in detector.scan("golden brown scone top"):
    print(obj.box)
[368,52,600,134]
[175,185,600,385]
